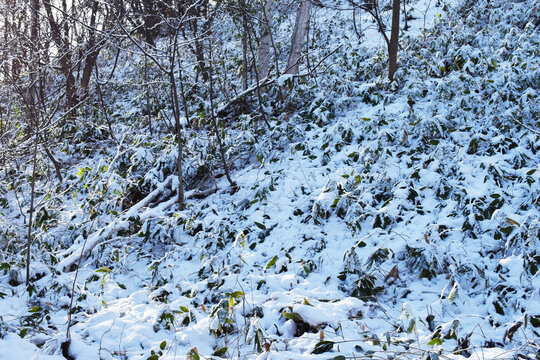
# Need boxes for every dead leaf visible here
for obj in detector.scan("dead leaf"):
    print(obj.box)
[504,321,522,342]
[385,265,399,283]
[506,217,520,226]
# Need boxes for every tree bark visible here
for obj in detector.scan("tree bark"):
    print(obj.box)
[25,0,40,286]
[169,31,186,210]
[42,0,77,114]
[80,0,100,91]
[241,33,249,90]
[388,0,400,81]
[208,41,235,189]
[286,0,311,75]
[257,0,274,79]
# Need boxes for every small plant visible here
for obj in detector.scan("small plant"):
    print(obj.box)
[146,340,167,360]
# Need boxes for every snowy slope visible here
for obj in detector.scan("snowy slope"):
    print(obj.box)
[0,0,539,359]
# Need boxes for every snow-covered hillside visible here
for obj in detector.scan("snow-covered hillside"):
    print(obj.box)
[0,0,538,359]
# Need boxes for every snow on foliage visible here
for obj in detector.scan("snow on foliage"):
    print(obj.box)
[0,0,538,359]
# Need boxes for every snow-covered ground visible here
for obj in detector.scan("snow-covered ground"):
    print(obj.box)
[1,0,538,359]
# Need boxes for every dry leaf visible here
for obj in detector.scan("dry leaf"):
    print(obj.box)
[504,321,522,342]
[506,217,520,226]
[385,265,399,283]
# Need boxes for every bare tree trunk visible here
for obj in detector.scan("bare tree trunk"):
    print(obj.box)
[241,34,248,90]
[43,0,78,116]
[29,0,39,121]
[286,0,311,75]
[26,0,40,286]
[191,18,209,83]
[388,0,400,81]
[80,0,100,91]
[257,0,274,79]
[169,32,185,210]
[208,41,235,189]
[26,117,38,286]
[237,0,270,126]
[403,0,409,30]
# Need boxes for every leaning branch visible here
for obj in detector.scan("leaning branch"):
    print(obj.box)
[217,44,343,116]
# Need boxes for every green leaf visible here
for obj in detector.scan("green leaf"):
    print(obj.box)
[429,139,439,145]
[188,348,200,360]
[428,338,443,346]
[494,301,505,315]
[180,306,189,313]
[160,341,166,351]
[265,255,278,269]
[76,167,89,177]
[311,340,334,354]
[230,291,245,298]
[282,312,303,322]
[448,282,458,303]
[212,347,228,357]
[19,328,28,338]
[254,222,267,230]
[407,318,416,333]
[331,356,346,360]
[147,355,159,360]
[499,226,514,235]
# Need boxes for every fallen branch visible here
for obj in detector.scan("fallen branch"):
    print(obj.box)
[186,186,218,200]
[57,175,174,272]
[510,115,540,135]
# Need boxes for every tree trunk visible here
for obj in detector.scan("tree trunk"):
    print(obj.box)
[169,30,185,210]
[257,0,274,79]
[241,34,248,90]
[80,0,100,91]
[43,0,77,114]
[388,0,400,81]
[25,0,40,286]
[286,0,311,75]
[208,41,235,189]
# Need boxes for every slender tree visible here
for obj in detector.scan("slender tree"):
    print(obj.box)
[286,0,311,75]
[388,0,400,81]
[257,0,274,80]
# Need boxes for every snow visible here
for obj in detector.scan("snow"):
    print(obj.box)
[277,74,294,86]
[1,0,539,359]
[0,333,64,360]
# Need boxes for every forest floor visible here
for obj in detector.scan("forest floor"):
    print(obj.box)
[0,0,539,359]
